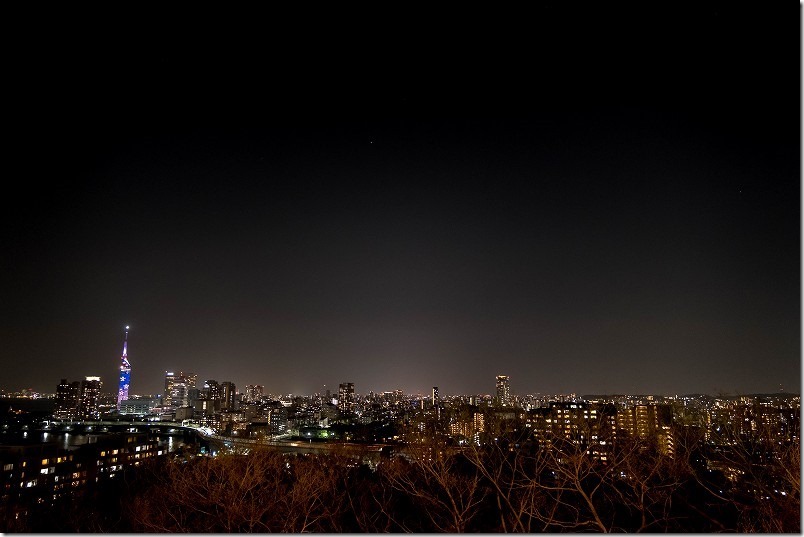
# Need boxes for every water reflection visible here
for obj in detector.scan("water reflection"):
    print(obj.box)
[1,431,185,454]
[1,426,194,455]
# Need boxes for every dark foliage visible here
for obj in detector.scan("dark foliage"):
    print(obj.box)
[3,432,798,532]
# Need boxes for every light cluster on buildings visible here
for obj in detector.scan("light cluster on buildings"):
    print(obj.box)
[54,377,103,421]
[496,375,511,407]
[0,431,161,522]
[162,371,198,412]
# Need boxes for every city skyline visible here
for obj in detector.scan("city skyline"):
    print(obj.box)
[6,341,801,400]
[2,5,799,398]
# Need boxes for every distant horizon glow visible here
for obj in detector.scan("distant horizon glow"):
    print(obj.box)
[1,5,797,400]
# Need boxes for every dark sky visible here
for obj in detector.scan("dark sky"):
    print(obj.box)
[2,4,800,397]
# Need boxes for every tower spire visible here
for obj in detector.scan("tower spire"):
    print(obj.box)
[122,325,128,356]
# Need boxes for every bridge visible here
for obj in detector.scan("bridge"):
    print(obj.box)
[200,432,392,464]
[35,419,196,436]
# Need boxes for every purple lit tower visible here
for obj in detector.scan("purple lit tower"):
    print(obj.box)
[117,325,131,409]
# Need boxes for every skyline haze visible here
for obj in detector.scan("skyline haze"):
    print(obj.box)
[2,5,799,398]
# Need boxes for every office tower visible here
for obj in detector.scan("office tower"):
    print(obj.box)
[54,379,81,420]
[116,325,131,410]
[196,380,221,417]
[187,387,200,408]
[221,381,237,410]
[179,372,197,406]
[496,375,511,406]
[80,376,102,419]
[432,386,439,406]
[338,382,355,413]
[203,379,221,401]
[164,371,197,409]
[164,372,176,407]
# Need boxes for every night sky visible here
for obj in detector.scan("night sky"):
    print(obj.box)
[2,5,799,397]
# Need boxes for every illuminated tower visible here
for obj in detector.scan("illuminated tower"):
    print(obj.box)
[117,325,131,410]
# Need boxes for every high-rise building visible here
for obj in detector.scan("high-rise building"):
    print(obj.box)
[201,379,223,416]
[449,411,485,443]
[116,325,131,410]
[163,372,176,407]
[221,381,237,410]
[163,371,197,409]
[432,386,439,406]
[496,375,511,407]
[245,384,264,403]
[80,376,102,419]
[203,380,221,401]
[338,382,355,413]
[196,380,221,417]
[55,377,103,420]
[523,402,617,460]
[270,406,289,435]
[54,379,81,420]
[616,404,674,456]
